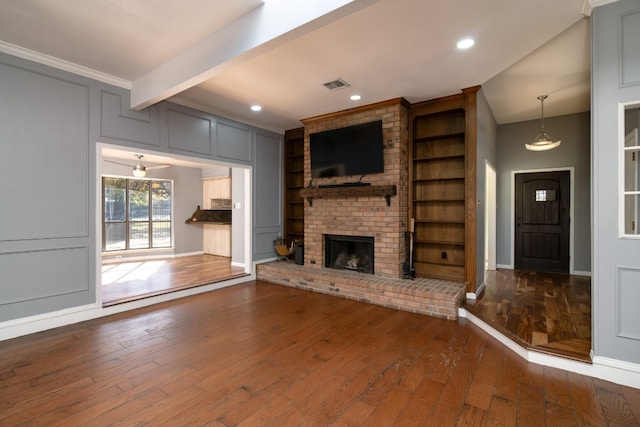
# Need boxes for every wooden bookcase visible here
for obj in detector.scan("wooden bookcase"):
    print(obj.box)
[283,127,305,245]
[409,88,477,291]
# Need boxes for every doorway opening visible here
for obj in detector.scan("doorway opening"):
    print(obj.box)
[466,167,590,362]
[484,161,497,278]
[98,144,252,306]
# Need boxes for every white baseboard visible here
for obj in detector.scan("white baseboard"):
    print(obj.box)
[496,264,512,269]
[0,274,255,342]
[572,270,592,277]
[102,250,204,264]
[231,261,245,268]
[0,303,102,342]
[459,308,640,389]
[466,281,486,300]
[175,251,205,258]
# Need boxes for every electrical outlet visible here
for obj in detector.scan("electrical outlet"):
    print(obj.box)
[441,251,447,260]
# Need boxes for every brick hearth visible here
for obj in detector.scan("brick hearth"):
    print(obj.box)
[256,261,466,320]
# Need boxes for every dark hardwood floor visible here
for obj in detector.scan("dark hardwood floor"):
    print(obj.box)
[464,269,592,362]
[2,281,638,426]
[101,254,247,306]
[103,257,591,361]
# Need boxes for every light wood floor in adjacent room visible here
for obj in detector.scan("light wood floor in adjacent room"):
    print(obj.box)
[464,269,592,362]
[101,254,247,306]
[2,281,638,426]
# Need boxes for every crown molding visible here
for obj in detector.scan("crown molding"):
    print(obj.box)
[0,40,131,89]
[583,0,620,16]
[588,0,621,7]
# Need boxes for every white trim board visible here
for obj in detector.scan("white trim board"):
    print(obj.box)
[0,40,131,89]
[0,275,255,342]
[102,251,204,264]
[459,308,640,390]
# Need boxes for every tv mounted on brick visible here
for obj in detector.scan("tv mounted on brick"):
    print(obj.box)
[309,120,384,179]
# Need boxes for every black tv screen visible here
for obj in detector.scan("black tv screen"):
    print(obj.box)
[310,120,384,178]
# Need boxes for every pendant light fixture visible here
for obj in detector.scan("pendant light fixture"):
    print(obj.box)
[525,95,561,151]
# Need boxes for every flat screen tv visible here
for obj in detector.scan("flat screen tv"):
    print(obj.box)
[310,120,384,178]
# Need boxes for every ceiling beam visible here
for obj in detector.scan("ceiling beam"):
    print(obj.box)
[130,0,382,110]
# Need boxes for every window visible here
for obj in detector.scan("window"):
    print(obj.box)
[535,189,556,202]
[622,102,640,237]
[103,177,172,251]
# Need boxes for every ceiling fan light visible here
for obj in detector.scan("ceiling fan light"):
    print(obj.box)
[132,164,146,177]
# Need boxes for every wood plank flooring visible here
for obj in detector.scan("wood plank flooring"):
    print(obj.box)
[464,269,592,362]
[101,254,247,306]
[2,281,638,426]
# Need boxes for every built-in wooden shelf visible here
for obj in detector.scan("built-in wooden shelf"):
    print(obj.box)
[300,184,397,207]
[413,132,465,143]
[284,127,305,245]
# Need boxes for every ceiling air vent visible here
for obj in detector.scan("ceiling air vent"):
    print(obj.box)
[323,78,350,91]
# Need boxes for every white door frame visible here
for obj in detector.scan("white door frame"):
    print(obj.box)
[485,161,497,273]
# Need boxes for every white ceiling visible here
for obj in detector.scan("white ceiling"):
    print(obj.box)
[0,0,605,134]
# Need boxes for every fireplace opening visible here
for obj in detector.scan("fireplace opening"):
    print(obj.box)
[324,234,374,274]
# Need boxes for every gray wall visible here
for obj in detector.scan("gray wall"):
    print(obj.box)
[160,166,206,255]
[253,131,283,260]
[496,111,591,273]
[0,55,96,321]
[592,0,640,364]
[202,166,231,178]
[475,88,498,289]
[0,51,283,323]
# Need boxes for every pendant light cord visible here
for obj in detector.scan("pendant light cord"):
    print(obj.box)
[538,95,547,132]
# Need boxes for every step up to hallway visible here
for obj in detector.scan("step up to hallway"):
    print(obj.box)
[256,261,466,320]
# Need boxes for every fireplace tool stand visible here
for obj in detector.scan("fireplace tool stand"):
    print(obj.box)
[403,218,416,279]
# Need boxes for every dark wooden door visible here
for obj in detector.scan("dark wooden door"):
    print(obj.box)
[515,171,570,273]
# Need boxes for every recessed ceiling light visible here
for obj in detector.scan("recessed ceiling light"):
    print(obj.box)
[350,94,362,101]
[456,38,475,49]
[250,105,262,112]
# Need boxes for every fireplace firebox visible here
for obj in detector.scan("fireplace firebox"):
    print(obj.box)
[324,234,374,274]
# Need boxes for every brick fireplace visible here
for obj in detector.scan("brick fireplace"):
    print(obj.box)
[300,98,410,279]
[256,98,466,321]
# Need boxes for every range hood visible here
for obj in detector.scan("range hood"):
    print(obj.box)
[185,205,232,224]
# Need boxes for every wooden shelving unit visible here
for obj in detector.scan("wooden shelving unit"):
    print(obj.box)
[409,89,477,289]
[283,127,305,244]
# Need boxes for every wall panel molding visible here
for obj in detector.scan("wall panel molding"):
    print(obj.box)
[616,266,640,340]
[619,9,640,87]
[100,90,160,146]
[216,121,252,163]
[0,246,89,306]
[0,61,89,242]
